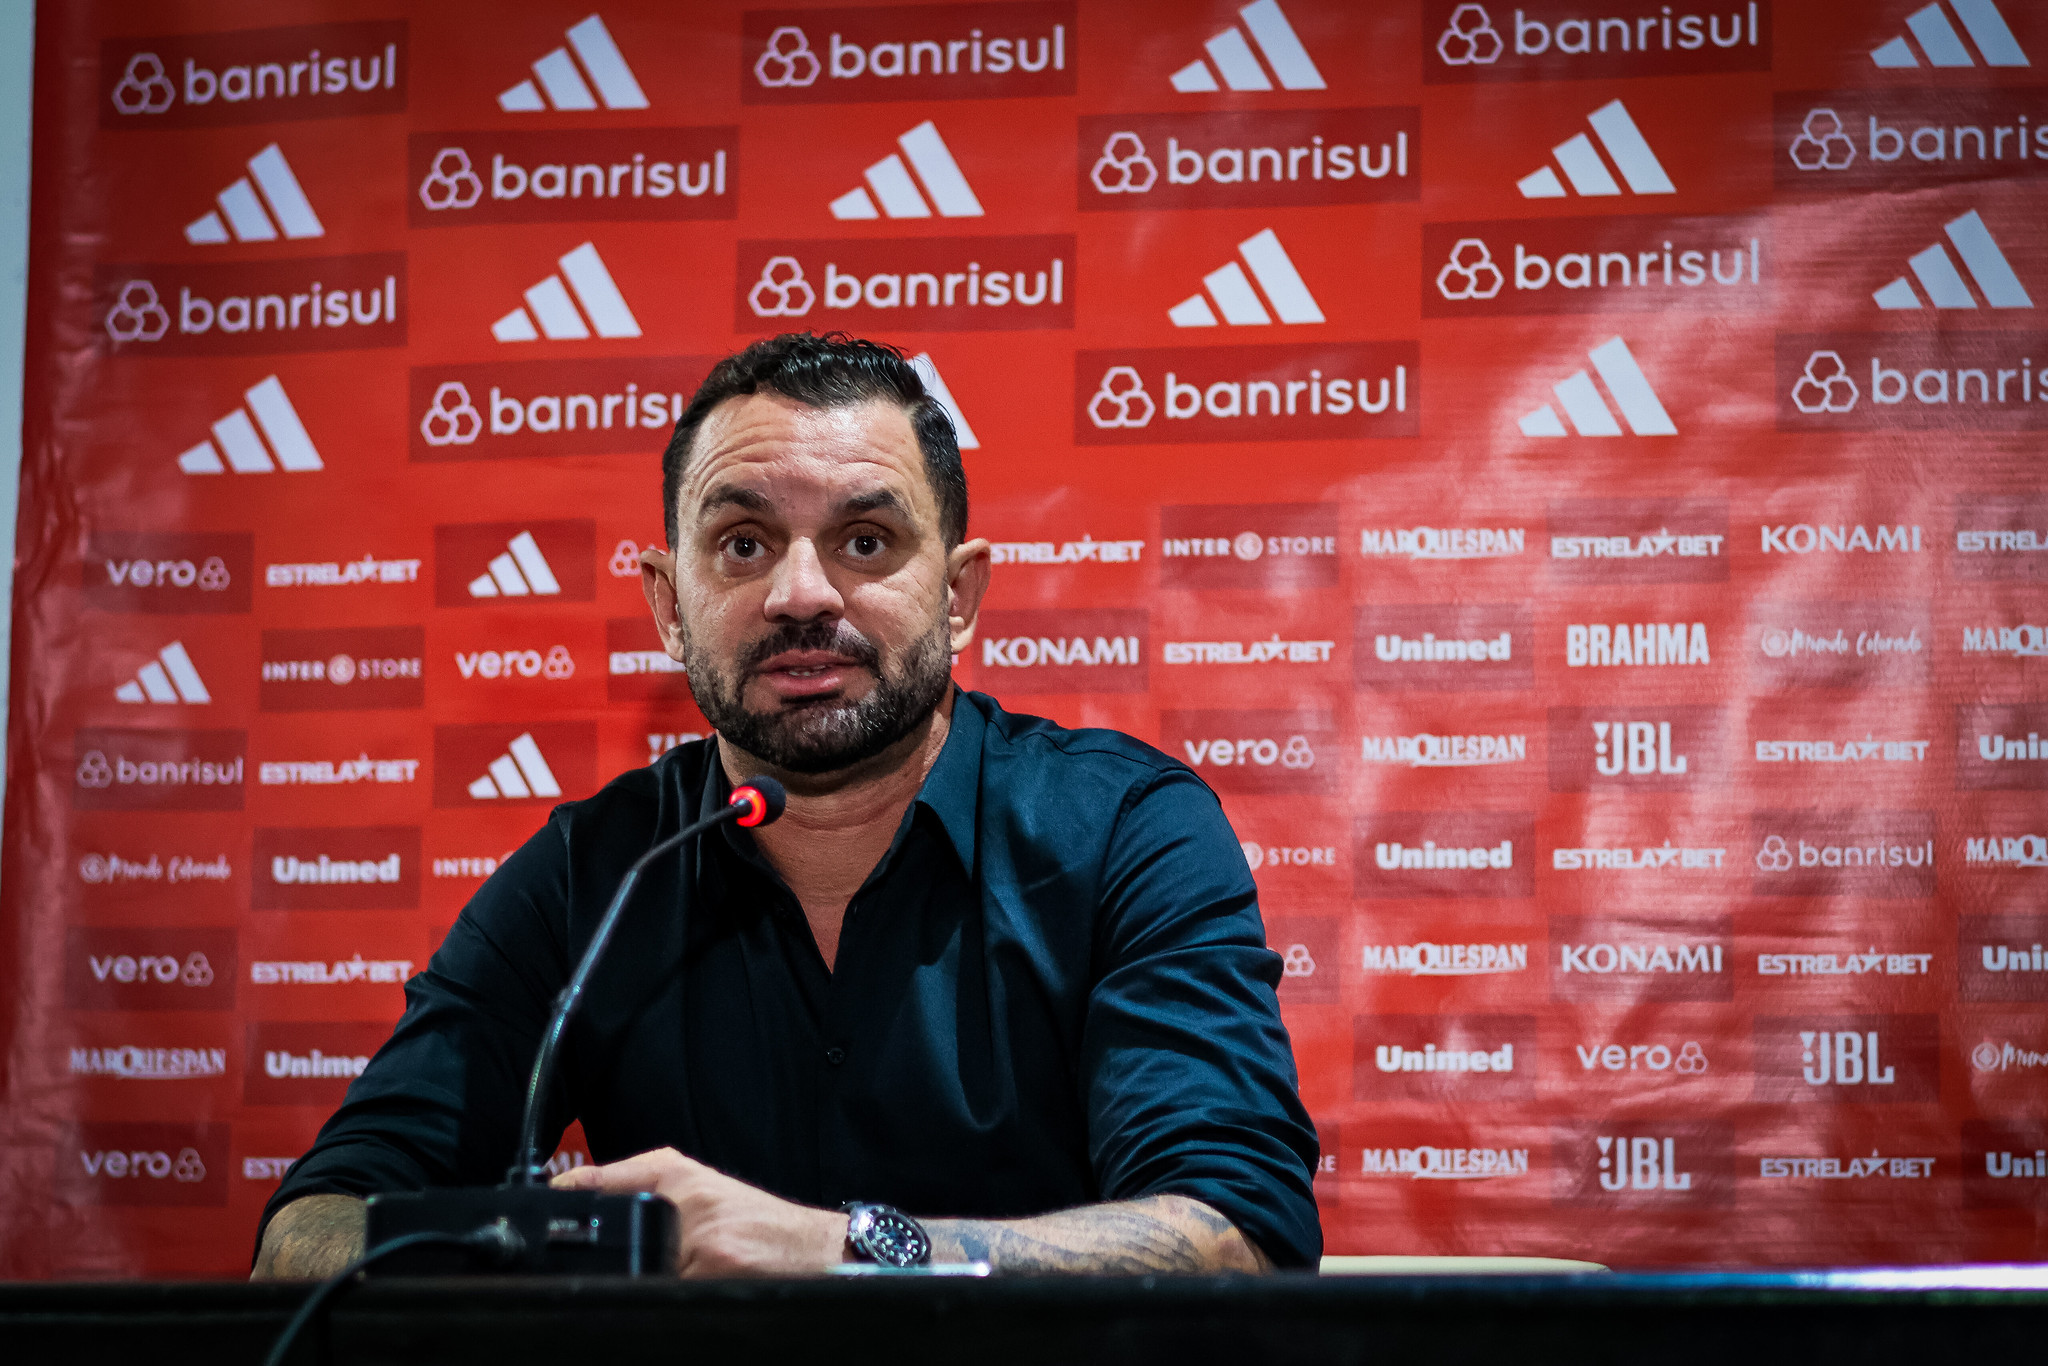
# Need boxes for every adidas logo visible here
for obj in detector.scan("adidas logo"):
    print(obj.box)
[1518,338,1676,438]
[177,376,323,475]
[1168,229,1323,328]
[491,242,640,342]
[1171,0,1324,92]
[909,353,979,450]
[829,121,982,221]
[1517,100,1672,199]
[468,531,562,599]
[113,642,211,705]
[184,144,322,244]
[500,14,648,111]
[467,732,563,801]
[1871,0,2028,68]
[1873,210,2032,310]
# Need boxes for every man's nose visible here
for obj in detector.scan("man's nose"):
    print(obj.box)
[762,537,844,621]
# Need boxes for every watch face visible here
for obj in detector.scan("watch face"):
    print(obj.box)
[860,1208,931,1267]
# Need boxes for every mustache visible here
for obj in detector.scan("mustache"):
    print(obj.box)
[738,619,882,674]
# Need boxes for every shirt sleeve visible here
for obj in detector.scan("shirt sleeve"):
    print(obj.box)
[255,815,574,1254]
[1080,766,1323,1269]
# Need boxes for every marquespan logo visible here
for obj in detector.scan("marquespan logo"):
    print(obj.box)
[1871,0,2028,68]
[184,143,322,244]
[831,121,982,220]
[1518,337,1676,437]
[492,242,640,342]
[500,14,647,111]
[100,21,406,129]
[1518,99,1673,199]
[1169,0,1324,92]
[1168,229,1324,328]
[1872,210,2031,311]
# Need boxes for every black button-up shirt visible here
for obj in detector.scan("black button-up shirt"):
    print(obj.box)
[264,691,1321,1267]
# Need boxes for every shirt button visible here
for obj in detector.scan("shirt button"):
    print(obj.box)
[824,1046,847,1067]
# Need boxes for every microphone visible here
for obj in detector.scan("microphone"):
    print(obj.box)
[362,775,787,1275]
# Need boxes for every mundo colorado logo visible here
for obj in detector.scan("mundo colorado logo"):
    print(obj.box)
[744,3,1074,103]
[1748,600,1929,689]
[101,22,405,128]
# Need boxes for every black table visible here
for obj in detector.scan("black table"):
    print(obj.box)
[5,1267,2048,1365]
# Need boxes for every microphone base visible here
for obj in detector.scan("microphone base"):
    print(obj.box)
[366,1186,679,1276]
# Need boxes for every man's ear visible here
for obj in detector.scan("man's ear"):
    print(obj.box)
[945,538,993,658]
[640,546,687,661]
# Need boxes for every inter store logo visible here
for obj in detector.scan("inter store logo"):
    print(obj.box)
[1425,1,1770,82]
[1547,498,1727,584]
[1075,344,1416,446]
[434,722,597,807]
[1426,217,1765,318]
[1549,915,1734,1002]
[1159,503,1337,591]
[1958,703,2048,789]
[58,1124,230,1208]
[1750,810,1937,899]
[435,521,595,606]
[1353,603,1532,692]
[1547,706,1722,792]
[1158,710,1337,795]
[411,359,712,463]
[1961,916,2048,1003]
[101,21,406,128]
[1776,94,2048,193]
[1752,1014,1941,1102]
[84,532,252,613]
[259,626,423,711]
[738,237,1071,333]
[252,826,421,910]
[1551,1123,1735,1206]
[73,728,246,812]
[1748,600,1930,690]
[65,928,238,1012]
[98,257,406,357]
[1077,109,1418,211]
[1354,811,1536,899]
[1353,1014,1537,1101]
[975,608,1147,693]
[743,3,1075,103]
[608,617,691,704]
[409,129,736,227]
[245,1021,389,1106]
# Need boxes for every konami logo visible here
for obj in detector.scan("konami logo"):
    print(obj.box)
[1158,710,1337,794]
[1426,1,1769,82]
[1546,498,1728,583]
[409,129,736,227]
[1775,93,2048,193]
[1749,600,1929,689]
[1354,1014,1536,1101]
[1353,604,1532,691]
[98,256,405,356]
[1777,333,2048,430]
[1552,1124,1734,1205]
[434,722,598,807]
[607,617,692,703]
[973,609,1147,694]
[1078,109,1418,212]
[743,3,1074,103]
[259,626,423,710]
[1075,343,1416,444]
[1955,493,2048,582]
[101,22,405,128]
[1965,1122,2048,1207]
[73,728,246,812]
[65,928,238,1012]
[58,1123,229,1207]
[252,826,420,911]
[1159,503,1337,590]
[1958,703,2048,789]
[1547,706,1723,791]
[1425,218,1763,318]
[1752,1014,1940,1101]
[434,521,595,605]
[245,1022,388,1106]
[85,532,252,613]
[1549,915,1734,1002]
[737,236,1071,331]
[1354,811,1534,898]
[1750,809,1937,898]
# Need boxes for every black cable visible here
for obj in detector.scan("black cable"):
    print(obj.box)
[261,1222,524,1366]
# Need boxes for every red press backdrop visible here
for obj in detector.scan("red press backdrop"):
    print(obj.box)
[3,0,2047,1277]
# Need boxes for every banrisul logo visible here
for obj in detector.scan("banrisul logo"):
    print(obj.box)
[1426,218,1764,318]
[98,257,405,357]
[101,22,407,128]
[1872,210,2031,311]
[1425,1,1769,82]
[1870,1,2028,68]
[407,129,736,227]
[1168,0,1325,92]
[1074,343,1416,445]
[1518,100,1673,199]
[1775,333,2048,431]
[743,3,1075,104]
[1080,109,1416,212]
[498,14,647,111]
[410,357,714,463]
[1168,230,1323,328]
[736,236,1072,332]
[184,144,322,244]
[1773,94,2048,193]
[1518,337,1675,437]
[831,121,982,220]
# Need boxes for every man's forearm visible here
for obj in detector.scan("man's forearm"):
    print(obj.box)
[252,1193,367,1279]
[924,1194,1270,1273]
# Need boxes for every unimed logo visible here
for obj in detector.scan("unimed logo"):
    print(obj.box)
[1159,503,1337,590]
[245,1021,388,1106]
[1750,809,1936,898]
[408,129,736,227]
[101,22,406,128]
[434,722,597,807]
[98,256,406,357]
[1353,604,1532,691]
[1958,703,2048,789]
[65,928,238,1011]
[1355,811,1535,898]
[1961,916,2048,1003]
[1778,332,2048,430]
[73,728,246,812]
[411,358,712,462]
[1075,343,1416,445]
[743,3,1075,104]
[259,626,423,711]
[1547,498,1728,583]
[85,532,252,613]
[252,826,420,910]
[1425,217,1764,318]
[975,609,1147,694]
[1425,1,1769,82]
[1078,109,1418,211]
[737,237,1071,332]
[1749,600,1930,689]
[607,617,692,704]
[1159,710,1337,795]
[1965,1122,2048,1206]
[1547,706,1723,791]
[1752,1014,1940,1102]
[435,521,595,605]
[59,1123,229,1207]
[1354,1014,1536,1101]
[1549,915,1734,1002]
[1552,1123,1735,1205]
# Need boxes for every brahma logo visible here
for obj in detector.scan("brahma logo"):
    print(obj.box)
[1158,710,1337,794]
[1774,93,2048,193]
[65,928,238,1011]
[1749,600,1929,688]
[1354,812,1534,898]
[73,728,246,812]
[1353,603,1532,691]
[245,1022,388,1106]
[252,826,420,910]
[259,626,423,711]
[408,129,735,227]
[1776,332,2048,430]
[1550,915,1734,1002]
[1752,1014,1940,1102]
[1965,1122,2048,1206]
[434,722,597,807]
[435,521,595,605]
[742,3,1074,103]
[1426,2,1769,82]
[100,22,405,128]
[1959,703,2048,788]
[1750,809,1936,898]
[1159,503,1337,589]
[737,237,1071,332]
[1075,343,1416,444]
[1564,620,1710,667]
[85,532,251,613]
[607,618,692,704]
[1961,918,2048,1002]
[59,1123,229,1207]
[1547,498,1728,583]
[974,608,1147,694]
[1425,219,1762,318]
[1354,1015,1536,1101]
[1547,707,1722,791]
[97,256,405,356]
[1956,494,2048,581]
[1078,109,1418,211]
[1553,1124,1734,1205]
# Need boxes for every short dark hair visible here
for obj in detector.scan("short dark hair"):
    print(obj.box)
[661,332,967,550]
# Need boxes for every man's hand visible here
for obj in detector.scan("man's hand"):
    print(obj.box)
[251,1193,366,1280]
[551,1148,848,1276]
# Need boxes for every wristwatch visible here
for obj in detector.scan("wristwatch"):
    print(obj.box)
[842,1202,932,1268]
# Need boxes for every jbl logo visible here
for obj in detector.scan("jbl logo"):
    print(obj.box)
[1802,1030,1894,1086]
[1597,1136,1691,1191]
[1593,720,1686,776]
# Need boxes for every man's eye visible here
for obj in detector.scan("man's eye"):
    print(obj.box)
[728,536,762,560]
[849,535,884,557]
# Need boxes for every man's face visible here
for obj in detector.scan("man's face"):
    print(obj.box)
[642,392,988,777]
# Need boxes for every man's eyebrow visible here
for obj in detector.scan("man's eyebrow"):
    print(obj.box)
[840,488,910,519]
[696,485,773,518]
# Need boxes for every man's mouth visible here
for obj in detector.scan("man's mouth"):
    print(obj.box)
[754,649,869,699]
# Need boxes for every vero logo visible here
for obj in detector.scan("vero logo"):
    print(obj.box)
[830,120,983,220]
[492,242,640,341]
[1872,209,2032,310]
[1871,0,2028,68]
[434,722,595,807]
[1170,0,1325,92]
[435,520,593,607]
[113,642,212,705]
[499,14,648,111]
[175,376,323,474]
[1168,229,1324,328]
[1517,337,1676,437]
[1517,100,1673,199]
[184,144,323,244]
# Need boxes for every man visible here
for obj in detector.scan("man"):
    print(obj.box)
[255,332,1319,1277]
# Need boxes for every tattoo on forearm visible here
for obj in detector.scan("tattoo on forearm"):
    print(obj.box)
[252,1194,367,1280]
[926,1195,1267,1274]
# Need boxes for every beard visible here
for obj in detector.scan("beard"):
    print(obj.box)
[680,613,953,775]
